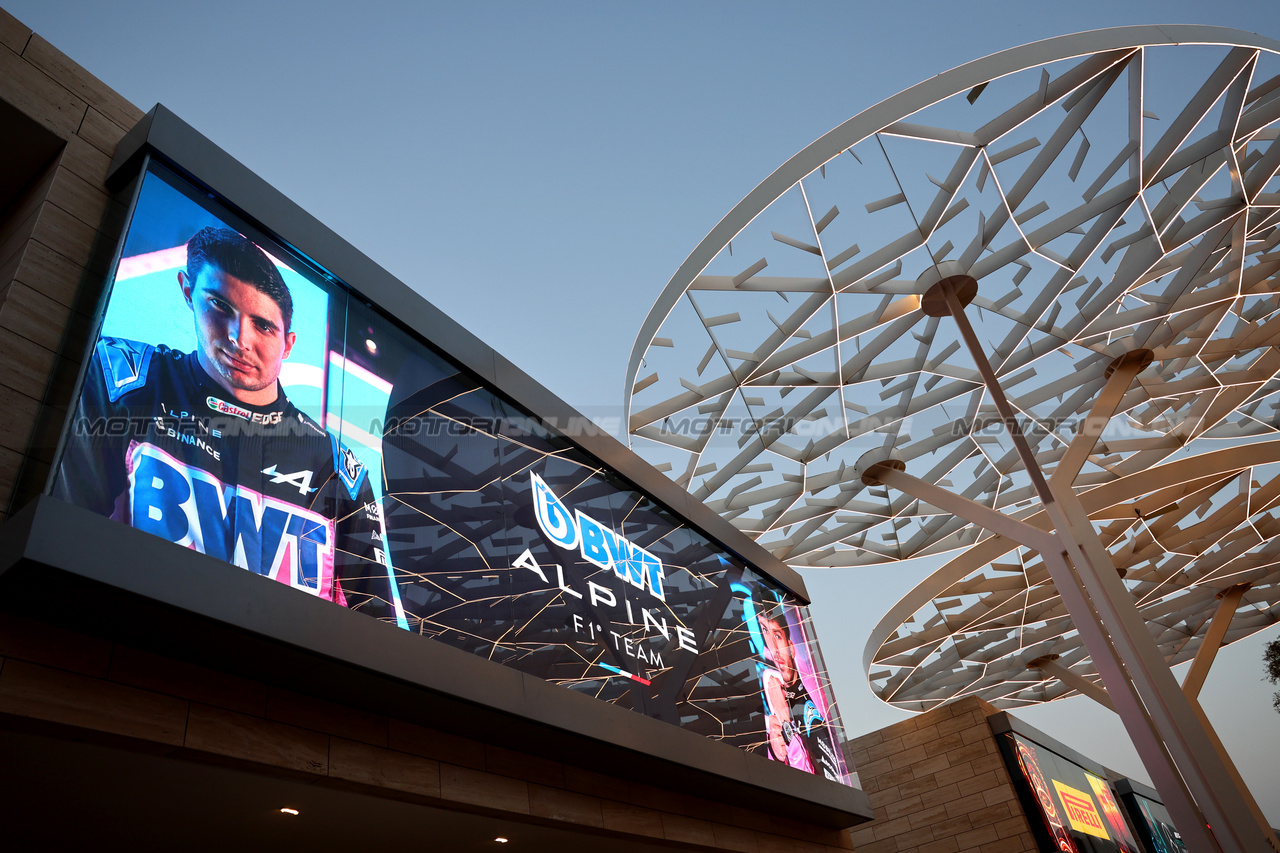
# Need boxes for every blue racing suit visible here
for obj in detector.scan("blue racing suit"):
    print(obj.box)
[54,336,395,621]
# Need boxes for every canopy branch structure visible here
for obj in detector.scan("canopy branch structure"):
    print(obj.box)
[625,26,1280,853]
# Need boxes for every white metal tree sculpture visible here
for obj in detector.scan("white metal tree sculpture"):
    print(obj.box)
[867,444,1280,713]
[625,27,1280,853]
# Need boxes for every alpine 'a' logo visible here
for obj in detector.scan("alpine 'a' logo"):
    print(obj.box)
[262,464,316,495]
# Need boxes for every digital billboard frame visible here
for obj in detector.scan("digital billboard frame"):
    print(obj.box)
[0,104,870,827]
[989,712,1144,853]
[1114,779,1188,853]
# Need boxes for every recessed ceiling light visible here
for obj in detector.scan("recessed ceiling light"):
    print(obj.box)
[494,838,509,844]
[280,808,300,816]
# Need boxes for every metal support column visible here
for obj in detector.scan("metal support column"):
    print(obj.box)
[890,274,1273,853]
[1183,584,1250,700]
[1027,656,1117,712]
[1022,582,1276,852]
[868,461,1212,851]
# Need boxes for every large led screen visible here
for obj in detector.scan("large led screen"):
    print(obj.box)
[999,732,1140,853]
[1117,788,1186,853]
[52,161,853,785]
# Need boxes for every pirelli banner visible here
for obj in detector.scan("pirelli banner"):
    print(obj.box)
[52,159,853,786]
[998,730,1142,853]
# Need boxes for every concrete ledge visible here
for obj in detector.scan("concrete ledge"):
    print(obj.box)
[0,495,872,829]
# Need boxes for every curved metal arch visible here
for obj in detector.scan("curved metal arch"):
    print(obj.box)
[863,439,1280,707]
[626,25,1280,576]
[624,24,1280,426]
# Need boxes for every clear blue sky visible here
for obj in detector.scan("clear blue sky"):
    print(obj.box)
[10,0,1280,824]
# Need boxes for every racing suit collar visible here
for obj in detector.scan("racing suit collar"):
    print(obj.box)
[183,349,289,418]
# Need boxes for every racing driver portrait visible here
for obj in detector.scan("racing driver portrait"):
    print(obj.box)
[759,600,842,781]
[54,227,395,620]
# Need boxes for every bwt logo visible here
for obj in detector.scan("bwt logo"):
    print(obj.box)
[531,472,666,600]
[126,442,336,596]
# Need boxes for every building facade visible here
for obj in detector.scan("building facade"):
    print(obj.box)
[0,7,871,850]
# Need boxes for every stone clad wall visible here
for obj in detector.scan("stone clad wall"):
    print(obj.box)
[0,611,855,852]
[0,6,143,520]
[843,697,1038,853]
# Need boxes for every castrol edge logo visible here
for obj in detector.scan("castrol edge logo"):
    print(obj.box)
[207,395,283,425]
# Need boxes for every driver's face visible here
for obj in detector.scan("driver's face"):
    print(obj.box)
[761,615,797,685]
[181,265,295,406]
